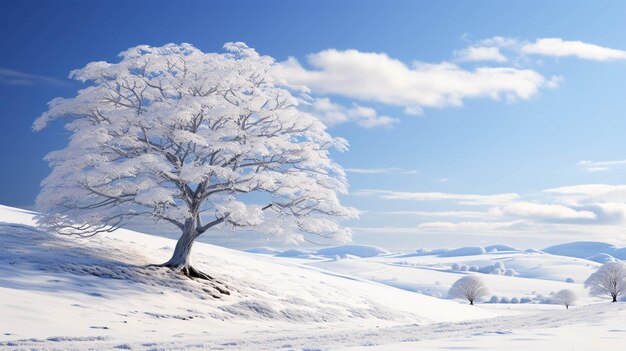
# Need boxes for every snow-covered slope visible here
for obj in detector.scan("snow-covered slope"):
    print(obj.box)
[2,203,626,350]
[0,204,492,349]
[308,250,599,305]
[543,241,626,262]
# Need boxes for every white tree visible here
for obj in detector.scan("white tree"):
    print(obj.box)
[553,289,577,309]
[584,261,626,302]
[448,276,489,305]
[33,42,357,281]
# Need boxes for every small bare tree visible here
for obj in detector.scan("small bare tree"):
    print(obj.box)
[584,261,626,302]
[553,289,577,309]
[448,276,489,305]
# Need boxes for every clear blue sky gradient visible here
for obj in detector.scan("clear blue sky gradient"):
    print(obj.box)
[2,0,626,249]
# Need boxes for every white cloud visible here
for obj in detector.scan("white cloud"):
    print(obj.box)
[353,184,626,241]
[344,167,417,175]
[437,178,450,183]
[311,97,398,128]
[383,210,488,218]
[495,201,596,220]
[353,189,519,206]
[0,68,70,87]
[522,38,626,61]
[350,226,425,235]
[277,49,551,114]
[277,37,624,128]
[417,220,527,231]
[464,36,626,62]
[454,46,507,62]
[578,160,626,172]
[352,223,626,243]
[545,184,626,203]
[477,36,520,49]
[376,202,595,222]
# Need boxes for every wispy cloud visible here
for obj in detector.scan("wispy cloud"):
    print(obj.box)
[311,97,398,128]
[494,201,596,220]
[345,167,417,175]
[380,202,596,222]
[417,220,527,232]
[545,184,626,203]
[522,38,626,61]
[353,189,519,205]
[382,210,488,218]
[0,68,70,87]
[454,46,507,63]
[353,183,626,241]
[578,159,626,172]
[461,37,626,62]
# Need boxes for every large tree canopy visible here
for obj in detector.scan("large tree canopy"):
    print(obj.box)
[34,42,356,279]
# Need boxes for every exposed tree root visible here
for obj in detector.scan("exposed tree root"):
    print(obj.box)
[184,265,214,280]
[149,263,231,297]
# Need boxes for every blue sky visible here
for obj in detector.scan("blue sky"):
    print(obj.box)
[2,0,626,250]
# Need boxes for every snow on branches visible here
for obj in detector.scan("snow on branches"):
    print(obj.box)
[34,42,357,247]
[448,276,489,305]
[584,261,626,302]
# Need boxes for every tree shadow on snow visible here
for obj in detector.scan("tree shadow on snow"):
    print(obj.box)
[0,222,228,298]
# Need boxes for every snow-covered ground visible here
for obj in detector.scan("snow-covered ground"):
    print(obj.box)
[1,204,625,350]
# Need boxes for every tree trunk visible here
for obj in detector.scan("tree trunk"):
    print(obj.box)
[162,218,213,280]
[469,300,474,305]
[612,294,617,302]
[157,217,230,297]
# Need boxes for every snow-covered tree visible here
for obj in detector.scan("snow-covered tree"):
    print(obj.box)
[553,289,577,309]
[584,261,626,302]
[33,42,357,280]
[448,276,489,305]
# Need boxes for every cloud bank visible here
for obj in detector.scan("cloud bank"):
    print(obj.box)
[354,184,626,242]
[272,36,625,130]
[277,49,553,118]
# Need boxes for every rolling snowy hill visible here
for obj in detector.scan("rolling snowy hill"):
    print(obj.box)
[1,204,626,350]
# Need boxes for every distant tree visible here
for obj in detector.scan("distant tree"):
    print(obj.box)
[33,43,356,283]
[448,276,489,305]
[584,262,626,302]
[553,289,577,309]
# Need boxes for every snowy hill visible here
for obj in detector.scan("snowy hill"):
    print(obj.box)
[248,244,392,259]
[543,241,626,262]
[308,249,599,304]
[2,204,626,350]
[0,204,491,349]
